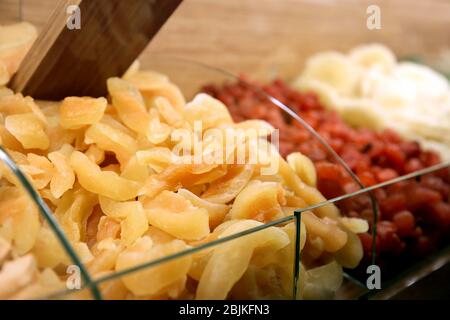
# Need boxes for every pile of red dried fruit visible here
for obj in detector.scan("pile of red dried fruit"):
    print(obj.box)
[203,78,450,275]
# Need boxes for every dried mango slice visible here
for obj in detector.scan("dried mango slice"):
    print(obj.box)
[60,97,107,129]
[116,238,191,297]
[144,190,210,241]
[5,113,49,150]
[70,151,142,201]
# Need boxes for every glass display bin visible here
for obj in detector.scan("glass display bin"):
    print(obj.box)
[1,0,449,300]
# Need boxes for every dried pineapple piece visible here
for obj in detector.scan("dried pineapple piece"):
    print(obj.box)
[107,77,150,135]
[21,153,54,190]
[278,158,340,219]
[96,216,121,242]
[60,97,107,129]
[141,162,219,198]
[0,123,23,150]
[84,144,105,165]
[136,147,178,173]
[153,96,184,127]
[99,196,143,220]
[120,206,148,246]
[228,180,285,222]
[177,188,229,229]
[70,151,142,201]
[287,152,317,187]
[184,94,233,130]
[196,220,289,300]
[339,217,369,234]
[124,70,185,113]
[144,191,210,241]
[302,260,343,300]
[95,271,129,299]
[48,151,75,198]
[147,108,171,144]
[5,113,49,150]
[32,226,70,268]
[88,239,123,274]
[116,237,191,297]
[334,226,363,268]
[85,122,138,164]
[302,211,347,252]
[201,164,253,204]
[0,255,37,299]
[0,189,40,255]
[120,155,150,183]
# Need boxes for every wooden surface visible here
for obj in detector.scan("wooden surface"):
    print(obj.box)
[1,0,450,82]
[9,0,182,99]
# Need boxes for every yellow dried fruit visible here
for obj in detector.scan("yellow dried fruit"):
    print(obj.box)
[144,191,210,241]
[5,113,49,150]
[228,180,285,222]
[116,238,191,297]
[60,97,107,129]
[70,151,141,201]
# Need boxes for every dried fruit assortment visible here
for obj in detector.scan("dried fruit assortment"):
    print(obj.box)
[294,44,450,160]
[0,23,367,299]
[204,76,450,276]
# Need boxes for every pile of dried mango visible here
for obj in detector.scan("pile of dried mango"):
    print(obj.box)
[0,22,367,300]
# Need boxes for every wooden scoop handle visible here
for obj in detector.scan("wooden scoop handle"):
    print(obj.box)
[11,0,182,100]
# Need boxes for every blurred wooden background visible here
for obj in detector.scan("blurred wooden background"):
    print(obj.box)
[1,0,450,81]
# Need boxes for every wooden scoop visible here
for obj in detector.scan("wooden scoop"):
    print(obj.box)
[10,0,182,100]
